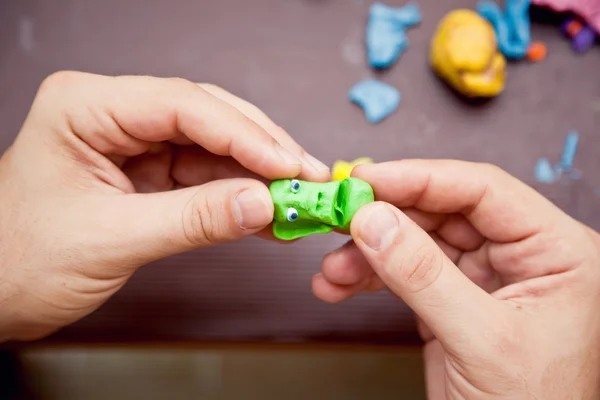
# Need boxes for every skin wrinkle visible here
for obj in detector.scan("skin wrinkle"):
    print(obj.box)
[489,225,586,285]
[102,107,150,156]
[164,144,177,191]
[181,189,218,248]
[459,179,488,217]
[58,112,133,194]
[411,168,433,208]
[405,210,439,232]
[402,244,445,294]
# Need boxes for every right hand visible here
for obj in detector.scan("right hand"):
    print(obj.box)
[313,160,600,399]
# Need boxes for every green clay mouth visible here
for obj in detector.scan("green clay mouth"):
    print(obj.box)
[332,179,349,226]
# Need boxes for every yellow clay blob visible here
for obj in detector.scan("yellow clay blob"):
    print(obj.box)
[430,9,506,97]
[332,157,373,181]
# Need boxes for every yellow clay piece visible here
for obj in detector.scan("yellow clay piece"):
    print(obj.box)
[332,157,373,181]
[430,9,506,98]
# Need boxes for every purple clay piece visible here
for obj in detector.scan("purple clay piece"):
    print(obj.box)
[572,26,596,53]
[560,17,575,36]
[560,17,597,53]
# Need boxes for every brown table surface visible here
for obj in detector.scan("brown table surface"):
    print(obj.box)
[0,0,598,347]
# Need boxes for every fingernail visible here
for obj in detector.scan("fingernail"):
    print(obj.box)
[359,204,399,250]
[304,153,330,172]
[276,144,302,165]
[233,189,273,230]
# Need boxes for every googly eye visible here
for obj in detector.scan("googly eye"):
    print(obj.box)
[290,179,301,193]
[286,207,299,222]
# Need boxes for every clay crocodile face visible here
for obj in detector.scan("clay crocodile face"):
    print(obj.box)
[269,178,375,241]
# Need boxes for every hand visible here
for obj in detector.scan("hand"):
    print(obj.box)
[0,71,330,342]
[313,160,600,399]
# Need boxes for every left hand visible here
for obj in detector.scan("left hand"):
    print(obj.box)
[0,71,329,341]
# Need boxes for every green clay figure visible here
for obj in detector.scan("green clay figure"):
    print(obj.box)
[269,178,375,241]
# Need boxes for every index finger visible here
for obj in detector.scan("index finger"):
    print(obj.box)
[31,71,304,181]
[198,83,331,182]
[352,159,570,243]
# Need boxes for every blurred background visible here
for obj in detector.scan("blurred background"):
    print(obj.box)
[0,0,598,399]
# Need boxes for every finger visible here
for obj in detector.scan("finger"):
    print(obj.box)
[32,72,304,181]
[352,160,568,243]
[319,233,462,301]
[312,273,383,304]
[171,145,266,187]
[198,83,330,182]
[436,214,485,252]
[432,233,500,292]
[312,273,364,303]
[321,240,373,286]
[386,209,485,253]
[121,142,175,193]
[402,208,447,232]
[93,178,274,266]
[457,243,502,293]
[321,233,463,287]
[430,233,462,264]
[351,202,506,349]
[320,214,444,289]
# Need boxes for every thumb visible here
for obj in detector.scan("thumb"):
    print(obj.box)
[350,202,505,348]
[103,178,274,264]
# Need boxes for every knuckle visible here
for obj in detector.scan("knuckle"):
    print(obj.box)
[167,76,197,91]
[478,162,506,177]
[294,144,307,159]
[198,82,223,93]
[397,245,444,293]
[181,194,218,247]
[38,70,83,94]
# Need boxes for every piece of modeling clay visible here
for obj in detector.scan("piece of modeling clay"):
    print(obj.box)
[477,0,531,60]
[348,79,401,123]
[332,157,373,181]
[535,131,582,184]
[561,17,597,53]
[558,130,579,171]
[366,2,422,69]
[526,41,547,62]
[430,9,507,97]
[535,157,557,183]
[532,0,600,35]
[269,178,375,240]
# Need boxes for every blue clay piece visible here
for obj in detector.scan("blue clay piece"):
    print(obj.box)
[366,2,422,69]
[558,131,579,171]
[477,0,531,60]
[535,158,557,184]
[348,79,401,124]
